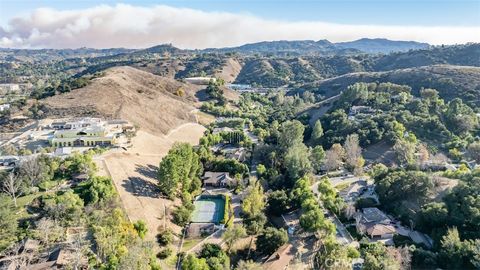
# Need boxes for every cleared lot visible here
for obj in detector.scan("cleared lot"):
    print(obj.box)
[96,123,206,240]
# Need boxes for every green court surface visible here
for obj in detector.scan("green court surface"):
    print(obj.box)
[191,196,225,224]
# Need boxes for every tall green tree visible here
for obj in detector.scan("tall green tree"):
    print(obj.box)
[278,120,305,150]
[0,195,17,251]
[255,227,288,255]
[223,224,247,253]
[242,181,265,218]
[284,143,312,181]
[311,120,324,144]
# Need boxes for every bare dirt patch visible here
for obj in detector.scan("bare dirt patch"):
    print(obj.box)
[96,123,206,240]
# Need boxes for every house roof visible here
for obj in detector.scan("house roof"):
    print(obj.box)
[203,172,232,185]
[366,224,396,237]
[263,244,296,270]
[361,207,390,223]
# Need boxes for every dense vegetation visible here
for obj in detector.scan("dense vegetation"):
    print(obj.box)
[0,151,160,269]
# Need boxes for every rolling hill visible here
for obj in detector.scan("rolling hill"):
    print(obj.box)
[296,65,480,107]
[336,38,430,53]
[42,66,204,135]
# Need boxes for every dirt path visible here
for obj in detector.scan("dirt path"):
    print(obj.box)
[96,123,206,240]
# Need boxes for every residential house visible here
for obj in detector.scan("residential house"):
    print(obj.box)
[51,121,67,130]
[339,180,368,202]
[223,147,247,162]
[50,126,114,147]
[355,207,396,241]
[202,172,235,188]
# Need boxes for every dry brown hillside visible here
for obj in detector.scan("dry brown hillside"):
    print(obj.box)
[42,66,206,135]
[214,57,243,83]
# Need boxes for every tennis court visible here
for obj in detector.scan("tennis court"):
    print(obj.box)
[191,196,225,224]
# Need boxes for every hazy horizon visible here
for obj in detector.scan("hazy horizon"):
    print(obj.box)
[0,1,479,49]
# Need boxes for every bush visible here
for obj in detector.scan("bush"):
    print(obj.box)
[157,229,174,246]
[220,195,231,225]
[157,248,172,259]
[172,206,192,226]
[133,220,148,239]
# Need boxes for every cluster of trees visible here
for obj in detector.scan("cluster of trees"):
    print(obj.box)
[0,151,160,269]
[292,175,335,234]
[372,164,480,269]
[320,82,479,160]
[157,143,203,199]
[205,79,226,105]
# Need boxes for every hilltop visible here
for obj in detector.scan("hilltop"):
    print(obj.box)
[42,66,204,134]
[296,65,480,107]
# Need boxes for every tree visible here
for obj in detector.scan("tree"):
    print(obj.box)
[300,208,335,234]
[393,140,416,166]
[311,120,324,143]
[361,243,401,270]
[266,190,290,216]
[417,144,430,167]
[1,172,22,207]
[0,195,17,251]
[314,237,357,270]
[467,141,480,163]
[157,143,202,199]
[19,156,42,187]
[199,243,230,270]
[317,177,345,214]
[242,181,265,218]
[81,176,116,205]
[172,205,193,226]
[310,145,325,173]
[133,220,148,239]
[223,224,247,252]
[343,134,363,174]
[182,254,209,270]
[445,98,478,135]
[374,170,433,218]
[43,191,84,225]
[256,164,266,177]
[284,143,312,180]
[35,217,61,245]
[439,227,477,269]
[255,227,288,255]
[235,260,263,270]
[279,120,305,150]
[324,144,345,172]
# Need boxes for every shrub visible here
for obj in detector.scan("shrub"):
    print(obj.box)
[157,229,174,246]
[133,220,148,239]
[220,195,231,225]
[157,248,172,259]
[172,206,192,226]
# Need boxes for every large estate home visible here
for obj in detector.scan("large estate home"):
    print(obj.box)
[50,126,114,147]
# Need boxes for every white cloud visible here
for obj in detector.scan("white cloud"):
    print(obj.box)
[0,4,478,49]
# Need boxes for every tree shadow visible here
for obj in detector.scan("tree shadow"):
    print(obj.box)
[194,88,210,102]
[135,164,158,179]
[120,164,161,198]
[122,176,160,198]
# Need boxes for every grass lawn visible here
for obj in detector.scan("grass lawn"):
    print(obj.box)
[15,191,50,219]
[181,238,203,252]
[334,182,350,191]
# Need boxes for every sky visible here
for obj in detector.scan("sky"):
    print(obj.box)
[0,0,479,49]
